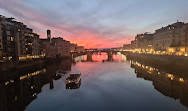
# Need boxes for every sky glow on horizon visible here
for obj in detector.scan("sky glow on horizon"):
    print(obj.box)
[0,0,188,48]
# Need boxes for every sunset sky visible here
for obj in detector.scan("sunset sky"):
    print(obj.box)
[0,0,188,48]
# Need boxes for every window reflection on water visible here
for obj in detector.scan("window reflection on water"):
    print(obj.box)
[130,60,188,107]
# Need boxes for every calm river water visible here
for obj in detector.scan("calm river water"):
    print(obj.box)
[0,53,187,111]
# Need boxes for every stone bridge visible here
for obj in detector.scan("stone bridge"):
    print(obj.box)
[71,49,119,61]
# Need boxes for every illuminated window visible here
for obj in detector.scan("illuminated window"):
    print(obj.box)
[30,34,34,37]
[24,33,29,36]
[11,37,14,41]
[28,43,32,45]
[180,48,185,52]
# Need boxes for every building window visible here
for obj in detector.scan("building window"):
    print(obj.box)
[11,37,14,41]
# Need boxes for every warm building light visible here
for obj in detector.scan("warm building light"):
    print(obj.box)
[11,37,14,41]
[147,71,152,74]
[179,78,184,82]
[10,80,14,83]
[167,74,174,80]
[24,33,29,36]
[180,48,185,52]
[20,69,46,80]
[146,66,149,69]
[149,67,153,71]
[169,48,175,53]
[15,96,18,101]
[28,43,32,45]
[30,34,34,37]
[5,81,9,85]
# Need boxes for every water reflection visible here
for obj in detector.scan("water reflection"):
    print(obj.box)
[0,54,187,111]
[0,59,72,111]
[0,69,47,111]
[130,60,188,107]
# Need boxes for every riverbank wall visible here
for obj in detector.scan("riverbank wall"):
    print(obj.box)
[0,59,44,72]
[121,51,188,74]
[0,56,72,72]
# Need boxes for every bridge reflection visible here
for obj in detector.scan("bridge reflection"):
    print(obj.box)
[86,52,114,62]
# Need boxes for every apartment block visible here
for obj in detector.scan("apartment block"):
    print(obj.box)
[0,15,41,61]
[51,37,71,57]
[153,21,188,55]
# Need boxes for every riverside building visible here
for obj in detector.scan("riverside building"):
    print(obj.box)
[0,15,41,62]
[127,21,188,56]
[40,30,72,59]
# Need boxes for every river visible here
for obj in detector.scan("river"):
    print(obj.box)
[0,52,187,111]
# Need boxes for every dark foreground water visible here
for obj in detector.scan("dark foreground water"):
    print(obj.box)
[0,53,187,111]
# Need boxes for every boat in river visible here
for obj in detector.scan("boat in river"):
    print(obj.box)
[66,71,81,84]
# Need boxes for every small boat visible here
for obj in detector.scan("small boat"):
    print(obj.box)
[66,70,81,84]
[66,80,81,89]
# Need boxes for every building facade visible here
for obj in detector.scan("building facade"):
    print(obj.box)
[76,46,84,52]
[40,41,56,58]
[70,43,77,52]
[0,15,41,61]
[126,21,188,56]
[135,32,153,52]
[131,40,136,49]
[0,20,3,60]
[153,21,188,55]
[51,37,71,57]
[70,43,84,52]
[40,30,71,58]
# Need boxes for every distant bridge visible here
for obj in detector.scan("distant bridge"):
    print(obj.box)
[71,49,120,61]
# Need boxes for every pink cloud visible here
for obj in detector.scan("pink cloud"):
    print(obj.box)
[0,0,131,48]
